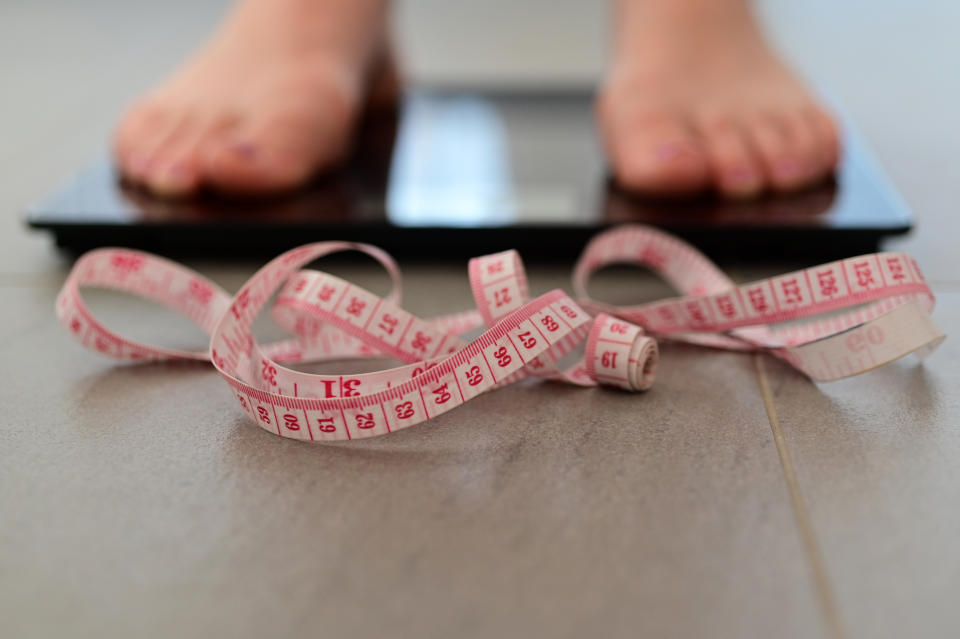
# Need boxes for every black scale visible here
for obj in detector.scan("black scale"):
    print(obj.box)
[27,90,912,261]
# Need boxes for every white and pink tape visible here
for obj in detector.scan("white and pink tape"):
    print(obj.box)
[56,225,944,441]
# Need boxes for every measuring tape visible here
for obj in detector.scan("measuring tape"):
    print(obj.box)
[56,225,944,442]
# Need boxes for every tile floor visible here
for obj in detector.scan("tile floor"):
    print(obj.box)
[1,2,957,637]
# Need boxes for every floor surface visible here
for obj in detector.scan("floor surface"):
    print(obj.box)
[1,2,958,638]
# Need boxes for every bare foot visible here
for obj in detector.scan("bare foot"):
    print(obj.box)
[599,0,840,198]
[113,0,392,196]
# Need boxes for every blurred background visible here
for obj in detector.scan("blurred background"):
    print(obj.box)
[4,0,958,256]
[395,0,609,88]
[5,0,959,271]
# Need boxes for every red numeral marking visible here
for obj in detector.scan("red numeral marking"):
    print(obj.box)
[433,383,451,404]
[886,257,906,282]
[487,261,503,275]
[559,305,578,319]
[686,302,706,323]
[346,297,366,316]
[781,278,803,305]
[494,346,512,367]
[517,331,536,349]
[188,279,213,305]
[541,315,560,332]
[110,253,144,272]
[411,331,432,352]
[601,351,617,368]
[410,362,437,379]
[466,365,483,386]
[657,306,675,324]
[316,417,336,433]
[853,261,875,288]
[395,402,415,419]
[817,270,838,297]
[342,379,360,397]
[378,313,399,335]
[846,326,885,352]
[231,288,250,320]
[317,285,336,302]
[748,287,769,314]
[355,412,376,429]
[494,288,511,307]
[283,414,300,431]
[716,295,736,318]
[609,322,628,335]
[257,406,271,424]
[261,359,278,386]
[641,246,666,268]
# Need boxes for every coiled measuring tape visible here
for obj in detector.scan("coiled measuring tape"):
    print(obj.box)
[56,225,944,442]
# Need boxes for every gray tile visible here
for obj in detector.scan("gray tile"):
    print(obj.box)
[757,292,960,638]
[1,273,826,638]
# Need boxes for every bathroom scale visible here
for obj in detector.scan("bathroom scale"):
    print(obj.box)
[26,89,913,261]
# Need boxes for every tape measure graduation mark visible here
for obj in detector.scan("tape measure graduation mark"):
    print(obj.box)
[56,225,944,442]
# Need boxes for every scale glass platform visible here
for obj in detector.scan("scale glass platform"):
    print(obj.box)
[27,90,912,261]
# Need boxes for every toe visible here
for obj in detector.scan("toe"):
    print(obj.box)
[136,114,206,197]
[122,109,189,187]
[203,108,351,194]
[805,105,842,174]
[606,110,710,196]
[696,116,763,198]
[139,118,214,197]
[782,109,828,187]
[113,101,170,181]
[746,113,811,192]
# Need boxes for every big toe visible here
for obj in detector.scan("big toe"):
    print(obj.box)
[203,107,353,195]
[113,100,174,182]
[139,116,225,197]
[606,111,711,196]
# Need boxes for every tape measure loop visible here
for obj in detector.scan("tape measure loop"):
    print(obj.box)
[56,225,945,441]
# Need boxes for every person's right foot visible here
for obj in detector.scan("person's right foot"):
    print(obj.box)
[113,0,391,196]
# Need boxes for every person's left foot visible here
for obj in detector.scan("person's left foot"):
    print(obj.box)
[599,0,840,198]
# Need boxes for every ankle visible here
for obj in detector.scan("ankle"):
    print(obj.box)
[218,0,389,66]
[611,0,764,73]
[616,0,754,27]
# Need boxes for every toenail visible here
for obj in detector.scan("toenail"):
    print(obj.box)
[730,165,758,184]
[129,157,152,176]
[655,142,687,161]
[723,166,761,196]
[232,142,257,159]
[775,159,802,180]
[151,164,191,189]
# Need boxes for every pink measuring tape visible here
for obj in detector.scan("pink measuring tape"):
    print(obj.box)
[56,225,945,442]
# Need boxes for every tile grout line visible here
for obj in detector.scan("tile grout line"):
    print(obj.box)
[754,354,848,639]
